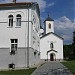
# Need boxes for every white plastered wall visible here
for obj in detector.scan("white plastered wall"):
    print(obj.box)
[40,34,63,60]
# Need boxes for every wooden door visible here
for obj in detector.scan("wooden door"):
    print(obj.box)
[50,54,54,61]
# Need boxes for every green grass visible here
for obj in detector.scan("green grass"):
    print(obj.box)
[62,61,75,75]
[0,68,36,75]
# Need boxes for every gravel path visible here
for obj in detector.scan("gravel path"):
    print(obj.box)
[31,62,72,75]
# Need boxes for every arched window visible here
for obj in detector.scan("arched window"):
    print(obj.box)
[50,42,53,49]
[48,23,51,29]
[16,14,21,26]
[8,15,13,27]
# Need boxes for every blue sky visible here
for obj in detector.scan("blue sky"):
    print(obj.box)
[41,0,74,22]
[0,0,75,44]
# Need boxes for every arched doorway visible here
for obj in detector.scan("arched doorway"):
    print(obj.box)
[50,53,55,61]
[47,50,57,61]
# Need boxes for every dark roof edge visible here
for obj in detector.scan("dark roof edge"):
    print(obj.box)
[0,2,33,6]
[0,2,40,16]
[40,32,64,40]
[44,16,54,23]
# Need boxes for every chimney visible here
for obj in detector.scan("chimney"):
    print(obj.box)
[13,0,16,3]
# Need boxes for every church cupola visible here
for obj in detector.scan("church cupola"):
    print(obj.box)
[44,15,54,34]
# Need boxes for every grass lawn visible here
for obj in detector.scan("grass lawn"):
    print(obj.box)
[0,68,36,75]
[62,61,75,75]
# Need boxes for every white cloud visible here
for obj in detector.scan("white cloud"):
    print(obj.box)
[17,0,46,12]
[47,2,55,7]
[54,16,74,44]
[54,16,73,29]
[62,35,72,40]
[73,22,75,29]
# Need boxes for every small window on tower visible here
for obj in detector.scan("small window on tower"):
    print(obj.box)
[48,23,51,29]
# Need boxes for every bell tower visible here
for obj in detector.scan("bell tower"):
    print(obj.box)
[44,15,54,34]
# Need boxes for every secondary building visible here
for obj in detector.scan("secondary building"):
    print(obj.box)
[40,15,63,61]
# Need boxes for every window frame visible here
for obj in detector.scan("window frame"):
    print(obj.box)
[50,42,54,49]
[8,15,13,27]
[16,14,21,27]
[48,23,51,29]
[10,39,18,55]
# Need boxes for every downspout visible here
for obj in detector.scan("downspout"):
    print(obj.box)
[27,6,29,68]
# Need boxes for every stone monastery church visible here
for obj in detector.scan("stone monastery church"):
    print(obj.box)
[40,15,63,61]
[0,0,63,69]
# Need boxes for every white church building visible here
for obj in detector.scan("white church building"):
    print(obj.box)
[0,1,40,69]
[40,15,63,61]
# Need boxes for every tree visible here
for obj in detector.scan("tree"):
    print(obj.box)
[70,31,75,59]
[72,31,75,45]
[72,31,75,55]
[63,31,75,60]
[63,45,72,59]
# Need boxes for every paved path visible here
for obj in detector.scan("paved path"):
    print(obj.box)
[31,62,72,75]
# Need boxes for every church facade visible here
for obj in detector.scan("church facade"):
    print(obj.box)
[40,16,63,61]
[0,2,40,69]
